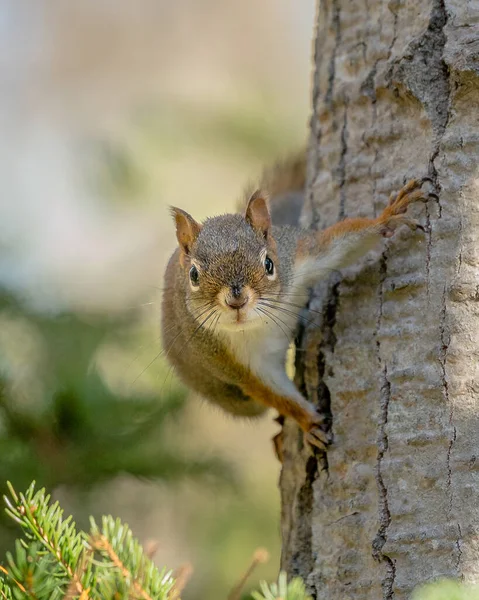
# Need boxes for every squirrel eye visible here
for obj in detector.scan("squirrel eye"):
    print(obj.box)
[264,256,274,276]
[189,265,200,287]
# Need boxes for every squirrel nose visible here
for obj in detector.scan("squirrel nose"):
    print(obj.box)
[226,285,248,309]
[231,284,242,298]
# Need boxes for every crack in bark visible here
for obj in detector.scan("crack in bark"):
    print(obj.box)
[325,0,341,109]
[440,284,451,397]
[440,283,455,518]
[361,0,397,102]
[315,279,340,442]
[295,278,340,470]
[454,203,464,277]
[417,0,451,298]
[289,455,319,586]
[426,0,451,203]
[338,104,349,219]
[361,63,379,102]
[388,3,399,58]
[456,524,463,574]
[424,202,432,298]
[388,0,451,140]
[373,254,396,599]
[447,426,457,512]
[428,147,443,219]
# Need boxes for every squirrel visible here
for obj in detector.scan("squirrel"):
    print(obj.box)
[161,154,432,454]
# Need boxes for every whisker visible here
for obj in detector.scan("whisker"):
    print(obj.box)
[258,288,311,300]
[158,308,219,395]
[258,301,321,330]
[261,296,326,317]
[256,306,294,343]
[207,312,221,338]
[130,303,216,384]
[125,334,163,374]
[121,301,157,312]
[286,266,337,284]
[159,301,215,340]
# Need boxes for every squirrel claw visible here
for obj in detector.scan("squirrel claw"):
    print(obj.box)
[412,222,426,232]
[380,215,426,237]
[419,176,434,186]
[419,177,439,201]
[305,426,333,452]
[403,217,424,232]
[381,179,432,236]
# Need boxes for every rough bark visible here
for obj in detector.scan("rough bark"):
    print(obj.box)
[280,1,479,598]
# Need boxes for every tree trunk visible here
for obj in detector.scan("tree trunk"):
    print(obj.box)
[280,1,479,598]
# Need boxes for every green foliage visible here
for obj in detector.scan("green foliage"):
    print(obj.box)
[251,571,312,600]
[0,581,14,600]
[1,482,175,599]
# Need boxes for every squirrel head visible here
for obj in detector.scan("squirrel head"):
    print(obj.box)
[170,191,282,331]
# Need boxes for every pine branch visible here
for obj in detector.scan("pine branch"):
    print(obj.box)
[89,516,174,600]
[251,571,312,600]
[1,482,175,600]
[3,482,89,597]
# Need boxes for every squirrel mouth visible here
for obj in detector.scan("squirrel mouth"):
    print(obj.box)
[217,287,258,328]
[226,297,248,310]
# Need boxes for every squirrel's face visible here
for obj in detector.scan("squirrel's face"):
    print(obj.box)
[171,192,282,331]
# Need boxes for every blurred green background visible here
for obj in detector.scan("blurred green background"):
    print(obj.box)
[0,1,314,598]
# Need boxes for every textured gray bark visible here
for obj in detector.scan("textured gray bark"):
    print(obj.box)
[280,1,479,598]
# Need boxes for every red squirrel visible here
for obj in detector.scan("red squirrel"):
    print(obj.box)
[162,155,431,452]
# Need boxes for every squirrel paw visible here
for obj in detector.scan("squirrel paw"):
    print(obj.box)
[273,412,332,457]
[379,178,433,237]
[305,426,333,452]
[303,412,333,452]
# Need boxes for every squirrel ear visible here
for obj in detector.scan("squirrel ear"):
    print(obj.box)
[245,190,271,239]
[170,207,202,255]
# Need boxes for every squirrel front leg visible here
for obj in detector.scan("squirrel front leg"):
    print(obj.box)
[295,179,432,285]
[238,368,331,451]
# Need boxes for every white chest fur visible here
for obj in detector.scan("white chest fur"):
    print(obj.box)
[219,315,292,378]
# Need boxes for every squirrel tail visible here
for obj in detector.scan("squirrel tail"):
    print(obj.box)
[239,150,306,227]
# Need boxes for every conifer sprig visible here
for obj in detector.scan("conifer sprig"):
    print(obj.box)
[251,571,312,600]
[89,516,174,599]
[1,482,175,600]
[3,481,89,597]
